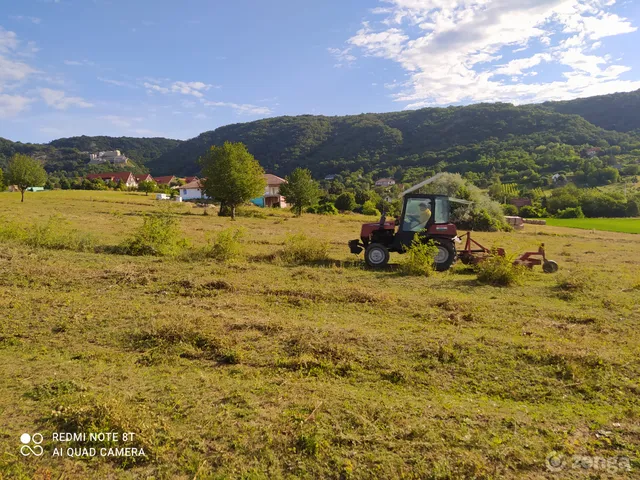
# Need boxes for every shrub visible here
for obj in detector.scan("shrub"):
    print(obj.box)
[334,192,356,212]
[502,204,518,215]
[307,203,338,215]
[362,200,381,216]
[119,210,187,256]
[276,234,329,264]
[556,206,585,219]
[519,205,547,218]
[475,253,528,286]
[399,237,438,276]
[200,228,245,261]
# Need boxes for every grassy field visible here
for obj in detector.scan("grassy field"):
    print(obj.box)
[544,217,640,234]
[0,190,638,479]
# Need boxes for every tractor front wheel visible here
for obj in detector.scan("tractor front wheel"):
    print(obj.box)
[434,241,456,272]
[365,243,390,268]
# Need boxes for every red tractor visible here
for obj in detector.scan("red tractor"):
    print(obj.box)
[349,194,458,271]
[349,193,559,273]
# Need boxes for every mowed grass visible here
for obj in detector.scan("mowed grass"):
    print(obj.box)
[0,190,639,480]
[544,217,640,234]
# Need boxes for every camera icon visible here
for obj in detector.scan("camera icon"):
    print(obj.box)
[20,433,44,457]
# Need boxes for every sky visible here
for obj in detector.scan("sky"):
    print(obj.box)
[1,0,640,144]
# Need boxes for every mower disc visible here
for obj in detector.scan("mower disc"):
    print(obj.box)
[543,260,559,273]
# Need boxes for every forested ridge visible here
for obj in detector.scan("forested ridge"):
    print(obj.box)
[1,89,639,188]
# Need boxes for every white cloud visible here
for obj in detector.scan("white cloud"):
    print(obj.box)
[328,47,356,67]
[0,55,38,83]
[171,81,215,97]
[64,59,95,66]
[0,27,19,53]
[343,0,640,107]
[202,99,271,115]
[143,82,170,94]
[0,93,32,118]
[39,88,93,109]
[99,115,143,128]
[9,15,42,24]
[98,77,136,88]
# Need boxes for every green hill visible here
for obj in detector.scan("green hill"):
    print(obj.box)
[147,101,640,178]
[543,89,640,133]
[0,136,182,176]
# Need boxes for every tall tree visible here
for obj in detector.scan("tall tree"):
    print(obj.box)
[279,168,320,216]
[7,154,48,202]
[199,142,266,219]
[0,167,4,191]
[138,180,157,195]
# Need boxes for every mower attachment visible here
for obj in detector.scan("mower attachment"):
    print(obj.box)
[458,232,558,273]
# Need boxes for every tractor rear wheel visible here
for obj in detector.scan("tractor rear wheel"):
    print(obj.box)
[433,240,456,272]
[365,243,390,268]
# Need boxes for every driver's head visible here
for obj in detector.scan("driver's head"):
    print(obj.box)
[419,202,429,211]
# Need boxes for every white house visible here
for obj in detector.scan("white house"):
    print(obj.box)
[375,177,396,187]
[179,179,208,201]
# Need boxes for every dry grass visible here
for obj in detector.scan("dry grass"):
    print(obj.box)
[0,190,638,479]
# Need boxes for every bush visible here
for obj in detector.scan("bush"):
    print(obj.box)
[399,237,438,276]
[518,205,547,218]
[276,234,329,264]
[362,200,381,216]
[502,204,518,215]
[457,209,507,232]
[199,228,245,261]
[120,210,187,256]
[556,206,585,219]
[307,203,338,215]
[334,192,356,212]
[475,253,528,286]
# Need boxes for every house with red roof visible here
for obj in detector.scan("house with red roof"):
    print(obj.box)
[153,175,177,185]
[86,172,138,188]
[135,174,154,183]
[251,174,288,208]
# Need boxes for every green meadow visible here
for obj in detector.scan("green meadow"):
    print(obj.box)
[0,190,638,479]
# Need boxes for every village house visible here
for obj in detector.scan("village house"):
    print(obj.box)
[135,174,154,183]
[154,175,177,186]
[179,179,208,201]
[375,177,396,187]
[251,174,288,208]
[86,172,138,188]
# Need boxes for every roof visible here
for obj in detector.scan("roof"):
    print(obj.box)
[135,174,153,181]
[185,176,197,183]
[154,175,177,184]
[181,179,204,189]
[265,174,286,185]
[375,177,396,183]
[86,172,134,182]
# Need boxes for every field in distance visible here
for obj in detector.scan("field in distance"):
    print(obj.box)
[0,190,638,479]
[544,217,640,234]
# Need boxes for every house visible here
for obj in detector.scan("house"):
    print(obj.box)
[86,172,138,188]
[250,174,287,208]
[89,150,129,165]
[324,174,337,181]
[179,179,209,201]
[154,175,177,186]
[184,176,198,183]
[375,177,396,187]
[135,174,154,183]
[583,147,601,158]
[510,197,532,208]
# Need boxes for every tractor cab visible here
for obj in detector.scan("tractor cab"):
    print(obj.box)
[349,194,459,271]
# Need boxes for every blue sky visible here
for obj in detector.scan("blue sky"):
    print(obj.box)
[1,0,640,143]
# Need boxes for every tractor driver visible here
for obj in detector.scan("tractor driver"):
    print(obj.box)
[404,200,432,232]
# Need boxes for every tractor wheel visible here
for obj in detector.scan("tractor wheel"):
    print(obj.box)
[543,260,559,273]
[433,241,456,272]
[365,243,390,268]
